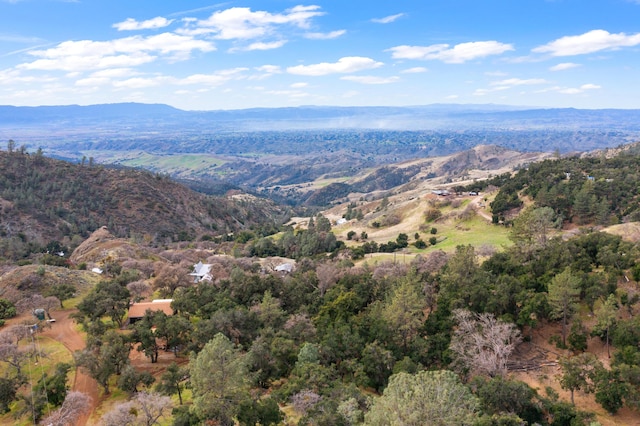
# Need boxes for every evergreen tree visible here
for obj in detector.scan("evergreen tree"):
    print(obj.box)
[548,268,581,346]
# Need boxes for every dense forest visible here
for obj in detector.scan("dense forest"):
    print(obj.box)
[461,147,640,226]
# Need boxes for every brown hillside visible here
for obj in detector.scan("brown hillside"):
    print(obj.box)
[0,151,288,253]
[0,264,100,304]
[69,226,164,266]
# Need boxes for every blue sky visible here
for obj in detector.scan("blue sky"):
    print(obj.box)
[1,0,639,110]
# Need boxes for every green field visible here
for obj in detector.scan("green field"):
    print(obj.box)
[82,151,228,176]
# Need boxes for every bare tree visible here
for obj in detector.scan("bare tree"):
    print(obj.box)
[410,250,450,274]
[450,309,522,377]
[135,391,173,426]
[15,294,60,319]
[372,261,408,281]
[8,323,33,344]
[100,392,172,426]
[0,341,31,378]
[126,281,152,303]
[39,391,91,426]
[292,389,322,415]
[316,262,341,296]
[101,400,136,426]
[152,263,191,297]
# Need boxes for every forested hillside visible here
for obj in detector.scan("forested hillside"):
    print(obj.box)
[0,149,288,260]
[470,144,640,225]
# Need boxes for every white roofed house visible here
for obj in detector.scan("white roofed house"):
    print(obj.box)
[189,261,213,283]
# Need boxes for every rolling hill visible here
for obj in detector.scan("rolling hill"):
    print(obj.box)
[0,150,288,259]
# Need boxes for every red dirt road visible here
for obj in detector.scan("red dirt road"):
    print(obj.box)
[40,310,101,425]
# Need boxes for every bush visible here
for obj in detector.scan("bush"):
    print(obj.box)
[424,209,442,222]
[379,214,401,227]
[414,240,427,249]
[429,237,437,246]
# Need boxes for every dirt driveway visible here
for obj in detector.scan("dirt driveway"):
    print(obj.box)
[40,310,101,425]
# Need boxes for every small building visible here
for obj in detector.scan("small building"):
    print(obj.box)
[189,261,213,283]
[128,299,174,324]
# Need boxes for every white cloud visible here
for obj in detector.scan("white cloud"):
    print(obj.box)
[18,33,214,72]
[533,29,640,56]
[195,5,324,40]
[549,62,581,71]
[266,89,309,98]
[304,30,346,40]
[558,83,601,94]
[287,57,383,76]
[388,41,514,63]
[0,68,56,85]
[112,76,170,88]
[371,13,405,24]
[231,40,287,52]
[445,95,459,100]
[75,76,110,87]
[113,17,174,31]
[400,67,428,74]
[290,82,308,88]
[490,78,548,87]
[255,65,281,73]
[90,68,138,78]
[179,68,248,86]
[341,75,400,84]
[474,78,547,96]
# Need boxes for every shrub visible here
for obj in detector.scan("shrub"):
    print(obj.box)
[424,209,442,222]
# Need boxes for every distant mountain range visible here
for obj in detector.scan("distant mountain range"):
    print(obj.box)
[2,103,640,203]
[2,102,640,132]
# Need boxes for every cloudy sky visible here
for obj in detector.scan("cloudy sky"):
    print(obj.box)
[1,0,639,110]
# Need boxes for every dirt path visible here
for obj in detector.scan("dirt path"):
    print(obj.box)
[40,310,101,425]
[470,194,493,222]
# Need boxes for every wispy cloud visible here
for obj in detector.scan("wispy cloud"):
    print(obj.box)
[0,34,46,44]
[304,30,346,40]
[549,62,581,71]
[557,83,601,94]
[533,29,640,56]
[388,41,514,63]
[400,67,428,74]
[178,68,248,86]
[231,40,287,52]
[474,77,547,96]
[490,78,548,87]
[287,56,383,76]
[255,65,281,74]
[371,13,405,24]
[113,17,174,31]
[341,75,400,84]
